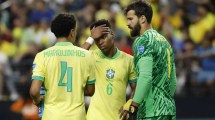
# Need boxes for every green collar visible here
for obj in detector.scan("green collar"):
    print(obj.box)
[141,28,154,36]
[54,42,74,46]
[99,48,120,60]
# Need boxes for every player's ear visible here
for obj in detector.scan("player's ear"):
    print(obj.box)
[139,15,146,24]
[68,29,76,42]
[69,29,75,37]
[111,31,115,39]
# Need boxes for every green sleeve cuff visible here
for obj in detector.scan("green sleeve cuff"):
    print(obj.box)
[87,79,96,85]
[128,79,137,83]
[32,76,45,82]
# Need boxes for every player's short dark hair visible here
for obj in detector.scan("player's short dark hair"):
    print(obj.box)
[125,0,153,23]
[90,19,111,30]
[51,13,76,38]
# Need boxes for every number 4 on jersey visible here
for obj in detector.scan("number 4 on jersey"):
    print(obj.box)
[58,61,73,92]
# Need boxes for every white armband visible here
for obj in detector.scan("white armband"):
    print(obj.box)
[86,37,94,45]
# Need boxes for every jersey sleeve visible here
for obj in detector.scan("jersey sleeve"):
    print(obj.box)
[86,54,96,85]
[132,34,154,104]
[133,35,153,65]
[32,52,45,82]
[128,57,137,83]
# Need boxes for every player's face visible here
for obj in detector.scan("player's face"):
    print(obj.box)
[95,32,114,53]
[126,10,141,37]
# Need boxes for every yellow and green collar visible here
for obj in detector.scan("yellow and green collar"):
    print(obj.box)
[99,48,120,60]
[54,42,74,46]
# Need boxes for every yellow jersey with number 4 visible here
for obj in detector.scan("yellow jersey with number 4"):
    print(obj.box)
[86,48,136,120]
[32,42,95,120]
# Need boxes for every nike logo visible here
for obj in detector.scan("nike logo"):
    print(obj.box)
[96,60,101,63]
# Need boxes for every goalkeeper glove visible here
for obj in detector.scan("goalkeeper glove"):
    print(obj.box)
[119,99,137,120]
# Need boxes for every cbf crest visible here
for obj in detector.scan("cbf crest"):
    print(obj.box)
[138,46,144,54]
[106,69,115,79]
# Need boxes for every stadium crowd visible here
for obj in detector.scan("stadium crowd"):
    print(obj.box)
[0,0,214,119]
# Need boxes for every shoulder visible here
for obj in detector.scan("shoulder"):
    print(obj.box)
[120,50,133,59]
[89,49,100,56]
[89,49,100,53]
[41,46,55,53]
[133,35,150,54]
[74,46,90,53]
[134,32,154,48]
[38,46,55,56]
[37,50,46,57]
[73,46,92,56]
[118,50,134,65]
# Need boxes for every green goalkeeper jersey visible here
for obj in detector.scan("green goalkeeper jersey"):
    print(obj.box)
[133,29,176,118]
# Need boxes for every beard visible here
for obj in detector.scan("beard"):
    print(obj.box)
[130,22,141,37]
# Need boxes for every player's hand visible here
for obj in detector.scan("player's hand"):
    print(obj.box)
[33,95,45,106]
[119,99,138,120]
[119,106,129,120]
[90,24,110,40]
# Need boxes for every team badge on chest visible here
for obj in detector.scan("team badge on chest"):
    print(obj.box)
[106,69,115,79]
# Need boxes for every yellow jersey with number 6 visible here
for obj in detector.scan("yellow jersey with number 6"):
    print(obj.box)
[86,48,136,120]
[32,42,95,120]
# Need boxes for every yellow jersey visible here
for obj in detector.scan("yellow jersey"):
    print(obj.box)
[86,48,136,120]
[32,42,95,120]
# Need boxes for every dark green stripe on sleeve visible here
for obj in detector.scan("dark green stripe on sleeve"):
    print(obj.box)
[129,79,137,83]
[87,79,96,85]
[32,76,45,82]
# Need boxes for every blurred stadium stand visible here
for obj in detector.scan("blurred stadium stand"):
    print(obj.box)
[0,0,214,119]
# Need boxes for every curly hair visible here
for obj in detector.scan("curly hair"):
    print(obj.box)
[51,13,76,38]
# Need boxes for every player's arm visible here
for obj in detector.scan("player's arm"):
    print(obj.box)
[119,83,136,120]
[132,56,153,105]
[120,37,153,120]
[84,54,96,96]
[120,57,152,120]
[30,53,45,106]
[82,24,109,50]
[120,57,153,120]
[128,59,137,99]
[129,83,136,99]
[30,80,44,105]
[84,84,95,96]
[119,59,137,119]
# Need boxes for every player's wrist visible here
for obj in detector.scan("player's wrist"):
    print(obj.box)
[86,36,94,45]
[126,100,138,113]
[131,101,139,108]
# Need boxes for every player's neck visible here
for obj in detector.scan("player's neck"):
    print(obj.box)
[140,24,152,35]
[57,37,70,42]
[104,46,116,58]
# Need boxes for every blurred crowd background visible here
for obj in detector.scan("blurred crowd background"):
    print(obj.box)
[0,0,215,120]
